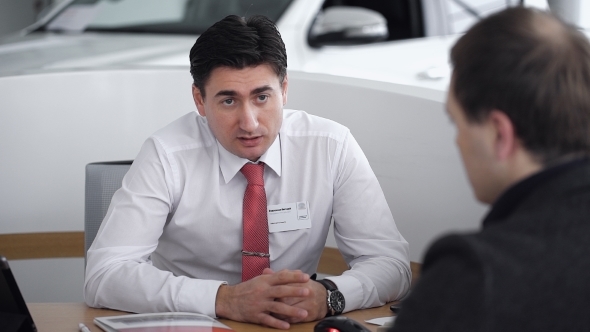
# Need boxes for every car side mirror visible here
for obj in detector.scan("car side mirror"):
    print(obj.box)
[308,6,389,48]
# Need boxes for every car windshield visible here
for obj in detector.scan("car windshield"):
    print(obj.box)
[40,0,293,34]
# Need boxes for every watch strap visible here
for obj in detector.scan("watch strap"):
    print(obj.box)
[316,279,337,291]
[316,279,342,316]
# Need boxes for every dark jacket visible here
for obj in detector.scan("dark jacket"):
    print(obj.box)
[391,159,590,331]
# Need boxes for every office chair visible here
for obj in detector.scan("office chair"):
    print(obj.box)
[84,160,133,260]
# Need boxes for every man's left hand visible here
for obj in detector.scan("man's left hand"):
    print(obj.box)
[264,269,328,323]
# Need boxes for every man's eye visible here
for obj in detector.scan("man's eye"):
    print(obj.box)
[222,99,234,105]
[257,95,268,102]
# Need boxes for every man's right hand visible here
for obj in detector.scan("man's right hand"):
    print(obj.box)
[214,269,312,329]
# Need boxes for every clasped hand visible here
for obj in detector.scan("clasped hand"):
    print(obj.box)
[215,268,328,329]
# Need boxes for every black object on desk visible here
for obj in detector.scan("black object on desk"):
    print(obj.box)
[314,316,371,332]
[0,256,37,332]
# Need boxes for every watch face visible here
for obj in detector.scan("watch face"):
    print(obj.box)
[329,290,346,314]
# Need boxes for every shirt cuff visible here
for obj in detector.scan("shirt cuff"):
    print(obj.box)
[176,278,227,317]
[326,275,363,313]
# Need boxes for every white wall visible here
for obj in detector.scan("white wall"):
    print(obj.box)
[0,69,194,234]
[0,68,195,302]
[1,68,486,302]
[286,72,487,258]
[9,258,85,302]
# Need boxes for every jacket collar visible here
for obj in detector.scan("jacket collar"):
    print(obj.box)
[483,157,590,227]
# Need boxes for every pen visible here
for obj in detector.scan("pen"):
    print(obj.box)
[79,323,91,332]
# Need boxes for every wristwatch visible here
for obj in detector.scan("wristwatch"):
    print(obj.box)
[316,279,345,316]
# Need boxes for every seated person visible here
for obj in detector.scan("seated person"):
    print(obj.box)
[84,14,411,330]
[391,7,590,331]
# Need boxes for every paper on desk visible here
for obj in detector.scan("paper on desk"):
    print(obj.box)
[365,316,396,326]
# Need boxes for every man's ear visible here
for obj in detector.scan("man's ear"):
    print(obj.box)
[489,110,517,161]
[281,74,288,106]
[192,84,206,117]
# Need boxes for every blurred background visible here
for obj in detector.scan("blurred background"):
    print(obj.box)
[0,0,63,37]
[6,0,586,38]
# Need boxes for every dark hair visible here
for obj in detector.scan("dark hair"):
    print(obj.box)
[450,7,590,163]
[189,15,287,97]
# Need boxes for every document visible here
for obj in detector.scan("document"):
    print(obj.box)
[94,312,233,332]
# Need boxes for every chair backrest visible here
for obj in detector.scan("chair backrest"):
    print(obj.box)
[84,161,133,258]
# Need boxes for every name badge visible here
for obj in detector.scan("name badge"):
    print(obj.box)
[267,201,311,233]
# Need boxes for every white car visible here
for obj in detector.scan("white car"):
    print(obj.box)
[2,0,517,90]
[2,0,585,86]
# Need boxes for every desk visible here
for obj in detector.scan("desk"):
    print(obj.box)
[28,303,394,331]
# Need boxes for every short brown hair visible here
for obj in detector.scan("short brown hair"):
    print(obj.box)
[450,7,590,163]
[189,15,287,97]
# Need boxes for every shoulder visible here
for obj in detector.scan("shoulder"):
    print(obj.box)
[418,230,529,310]
[391,233,487,331]
[281,109,350,142]
[417,233,490,293]
[422,233,484,269]
[148,112,215,152]
[421,231,518,280]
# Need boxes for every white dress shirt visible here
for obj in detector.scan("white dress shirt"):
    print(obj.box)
[84,109,411,317]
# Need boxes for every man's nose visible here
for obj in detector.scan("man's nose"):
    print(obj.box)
[239,103,259,132]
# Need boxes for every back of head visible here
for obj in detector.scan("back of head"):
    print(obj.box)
[450,7,590,164]
[189,15,287,96]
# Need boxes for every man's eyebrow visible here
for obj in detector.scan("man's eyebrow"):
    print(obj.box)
[214,90,237,98]
[251,86,273,95]
[213,86,273,98]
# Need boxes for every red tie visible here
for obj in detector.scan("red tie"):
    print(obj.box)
[240,163,270,281]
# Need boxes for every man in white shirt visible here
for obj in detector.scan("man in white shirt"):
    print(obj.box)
[84,15,410,329]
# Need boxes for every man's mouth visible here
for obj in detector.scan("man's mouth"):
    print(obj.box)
[238,136,263,147]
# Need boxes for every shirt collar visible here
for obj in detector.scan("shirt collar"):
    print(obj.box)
[483,157,589,227]
[218,134,282,184]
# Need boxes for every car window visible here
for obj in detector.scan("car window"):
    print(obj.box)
[319,0,522,42]
[320,0,425,41]
[41,0,293,34]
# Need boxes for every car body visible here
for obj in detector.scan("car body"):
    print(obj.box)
[0,0,463,90]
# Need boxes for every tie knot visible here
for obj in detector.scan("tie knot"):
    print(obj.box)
[241,163,265,186]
